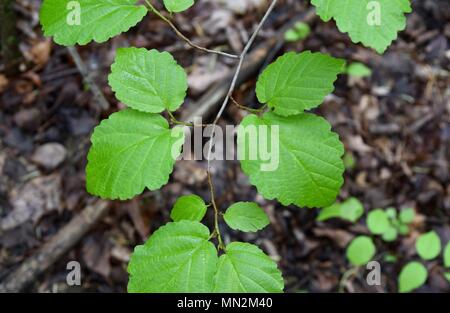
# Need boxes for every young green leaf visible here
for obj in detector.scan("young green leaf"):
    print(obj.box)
[238,112,344,208]
[86,109,184,200]
[128,221,218,292]
[398,261,427,293]
[416,231,441,261]
[255,51,345,116]
[385,207,397,219]
[311,0,412,53]
[398,224,410,236]
[384,254,397,263]
[40,0,147,46]
[399,208,415,224]
[444,272,450,282]
[317,197,364,222]
[346,236,376,266]
[444,242,450,268]
[170,195,207,222]
[367,209,390,235]
[381,226,398,242]
[284,22,311,42]
[223,202,270,232]
[164,0,195,13]
[108,48,188,113]
[346,63,372,78]
[213,242,284,293]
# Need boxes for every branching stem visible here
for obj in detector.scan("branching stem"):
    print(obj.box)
[230,96,267,114]
[144,0,239,59]
[207,172,225,250]
[203,0,278,244]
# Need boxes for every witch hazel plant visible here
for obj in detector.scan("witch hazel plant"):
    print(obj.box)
[40,0,412,292]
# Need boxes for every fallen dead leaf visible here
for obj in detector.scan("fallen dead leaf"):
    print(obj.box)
[1,174,62,231]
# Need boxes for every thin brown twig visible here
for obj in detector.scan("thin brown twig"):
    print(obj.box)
[144,0,239,59]
[67,46,110,111]
[207,171,225,250]
[167,110,210,127]
[230,96,266,114]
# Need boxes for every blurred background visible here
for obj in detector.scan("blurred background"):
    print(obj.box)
[0,0,449,292]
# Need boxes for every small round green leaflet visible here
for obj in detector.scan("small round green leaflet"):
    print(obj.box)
[398,261,427,293]
[213,242,284,293]
[40,0,147,46]
[238,112,344,208]
[170,195,207,222]
[399,208,415,224]
[381,226,398,242]
[444,272,450,282]
[86,109,184,200]
[284,22,311,42]
[255,51,345,116]
[128,221,218,292]
[346,236,376,266]
[163,0,195,13]
[108,48,188,113]
[367,209,390,235]
[386,207,397,219]
[317,197,364,222]
[398,224,410,236]
[416,231,441,260]
[223,202,270,232]
[346,63,372,78]
[444,242,450,268]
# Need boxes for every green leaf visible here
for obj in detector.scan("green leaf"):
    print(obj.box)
[170,195,207,222]
[444,242,450,268]
[284,22,311,42]
[398,261,427,293]
[346,236,376,266]
[164,0,195,13]
[108,48,187,113]
[399,208,415,224]
[40,0,147,46]
[86,109,184,200]
[255,51,345,116]
[223,202,270,232]
[416,231,441,261]
[384,254,397,263]
[385,207,397,219]
[128,221,218,292]
[213,242,284,293]
[238,112,344,208]
[444,272,450,282]
[343,152,356,170]
[311,0,412,53]
[317,197,364,222]
[367,209,390,235]
[398,224,410,236]
[381,226,398,242]
[346,63,372,77]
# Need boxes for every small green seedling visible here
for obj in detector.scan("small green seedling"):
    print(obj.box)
[444,242,450,281]
[345,62,372,78]
[398,261,428,293]
[398,231,449,292]
[346,236,376,266]
[367,207,415,242]
[317,197,364,223]
[320,201,445,293]
[284,22,311,42]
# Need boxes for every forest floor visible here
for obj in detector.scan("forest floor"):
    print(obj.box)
[0,0,449,292]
